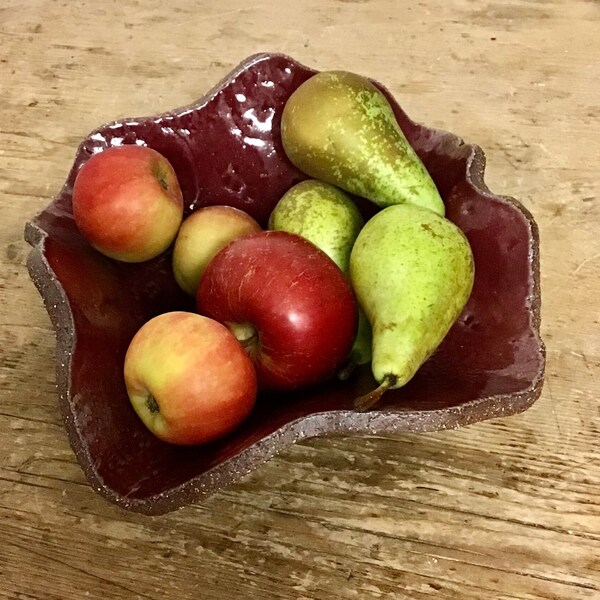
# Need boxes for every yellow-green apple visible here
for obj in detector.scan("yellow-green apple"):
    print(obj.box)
[172,206,261,295]
[124,311,257,445]
[72,145,184,262]
[197,231,358,390]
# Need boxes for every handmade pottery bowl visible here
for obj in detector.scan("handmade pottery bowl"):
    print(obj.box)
[25,53,545,514]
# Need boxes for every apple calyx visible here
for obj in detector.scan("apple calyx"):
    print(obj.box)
[146,394,160,414]
[130,388,168,440]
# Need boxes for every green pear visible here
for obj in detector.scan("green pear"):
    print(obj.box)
[281,71,445,217]
[269,180,363,272]
[344,307,373,371]
[269,179,372,365]
[350,204,474,410]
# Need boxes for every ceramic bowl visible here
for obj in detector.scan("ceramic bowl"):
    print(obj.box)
[25,53,545,514]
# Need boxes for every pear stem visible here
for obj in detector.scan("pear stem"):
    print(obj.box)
[353,374,397,412]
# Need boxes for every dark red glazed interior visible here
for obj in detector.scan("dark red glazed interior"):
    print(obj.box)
[25,53,544,514]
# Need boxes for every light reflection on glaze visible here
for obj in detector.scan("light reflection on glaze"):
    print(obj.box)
[242,107,275,132]
[243,137,267,148]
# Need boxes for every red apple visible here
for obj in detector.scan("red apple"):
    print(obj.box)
[172,205,261,295]
[73,145,184,262]
[124,311,257,445]
[197,231,358,390]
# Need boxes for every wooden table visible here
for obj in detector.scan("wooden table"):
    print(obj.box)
[2,1,599,598]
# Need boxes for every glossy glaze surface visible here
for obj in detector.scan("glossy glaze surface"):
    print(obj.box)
[25,53,544,513]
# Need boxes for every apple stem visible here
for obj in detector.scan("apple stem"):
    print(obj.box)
[228,322,258,351]
[353,374,397,412]
[152,162,169,191]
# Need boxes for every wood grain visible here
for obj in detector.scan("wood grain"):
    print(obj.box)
[1,0,599,598]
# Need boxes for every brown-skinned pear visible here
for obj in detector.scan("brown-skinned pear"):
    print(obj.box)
[281,71,445,217]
